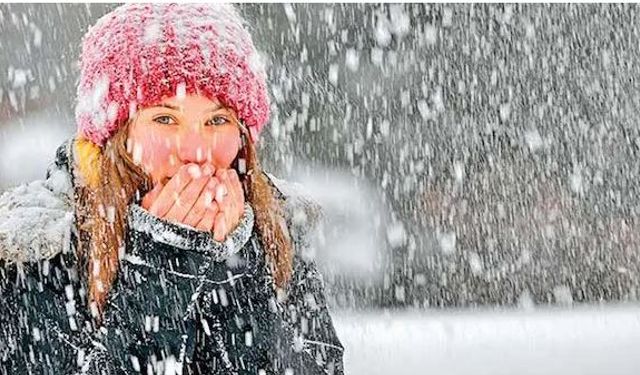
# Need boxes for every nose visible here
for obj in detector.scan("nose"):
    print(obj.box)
[176,127,209,164]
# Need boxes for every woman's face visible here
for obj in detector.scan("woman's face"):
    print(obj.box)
[127,94,242,185]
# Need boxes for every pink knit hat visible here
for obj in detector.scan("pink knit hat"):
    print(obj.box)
[75,3,269,146]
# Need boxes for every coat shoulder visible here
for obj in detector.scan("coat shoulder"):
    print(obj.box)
[263,172,326,268]
[0,138,75,264]
[263,172,325,234]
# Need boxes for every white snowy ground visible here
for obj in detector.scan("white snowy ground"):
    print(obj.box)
[334,305,640,375]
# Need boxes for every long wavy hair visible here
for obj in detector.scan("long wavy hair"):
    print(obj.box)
[74,119,293,321]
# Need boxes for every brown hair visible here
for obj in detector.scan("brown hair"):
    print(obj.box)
[74,120,293,321]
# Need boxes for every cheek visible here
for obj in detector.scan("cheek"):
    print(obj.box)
[207,132,240,168]
[131,134,175,176]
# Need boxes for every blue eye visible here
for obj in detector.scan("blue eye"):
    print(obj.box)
[207,115,229,126]
[154,115,175,125]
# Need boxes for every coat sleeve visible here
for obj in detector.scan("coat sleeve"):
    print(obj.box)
[286,253,345,375]
[269,174,345,375]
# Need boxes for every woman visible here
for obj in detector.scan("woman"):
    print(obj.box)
[0,4,344,375]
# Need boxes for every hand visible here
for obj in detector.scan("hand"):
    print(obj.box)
[141,164,245,241]
[210,168,246,242]
[141,163,216,230]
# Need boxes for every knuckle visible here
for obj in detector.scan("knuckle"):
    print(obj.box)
[178,163,197,178]
[229,169,239,181]
[177,163,192,175]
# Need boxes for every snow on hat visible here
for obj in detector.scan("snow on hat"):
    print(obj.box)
[75,3,269,147]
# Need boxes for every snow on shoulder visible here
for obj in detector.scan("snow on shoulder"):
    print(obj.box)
[0,166,74,264]
[264,172,325,261]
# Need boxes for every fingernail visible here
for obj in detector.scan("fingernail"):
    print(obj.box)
[187,164,202,179]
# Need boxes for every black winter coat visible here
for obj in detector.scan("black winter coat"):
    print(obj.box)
[0,139,344,374]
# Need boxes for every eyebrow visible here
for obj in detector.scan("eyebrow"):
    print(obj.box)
[157,103,181,111]
[155,103,223,112]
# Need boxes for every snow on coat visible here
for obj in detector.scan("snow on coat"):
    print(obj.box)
[0,139,344,375]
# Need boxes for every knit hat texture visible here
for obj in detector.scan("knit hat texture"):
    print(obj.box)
[75,3,269,146]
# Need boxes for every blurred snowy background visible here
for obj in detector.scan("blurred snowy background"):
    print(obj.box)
[2,4,640,374]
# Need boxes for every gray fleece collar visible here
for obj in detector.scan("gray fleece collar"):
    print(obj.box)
[127,202,255,260]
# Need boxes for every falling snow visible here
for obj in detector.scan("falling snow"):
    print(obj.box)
[2,3,640,374]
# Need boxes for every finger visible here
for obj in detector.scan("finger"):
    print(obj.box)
[220,169,238,211]
[222,199,234,234]
[226,173,244,227]
[215,169,238,214]
[183,178,216,228]
[213,211,227,242]
[141,183,164,211]
[195,203,219,232]
[214,179,236,227]
[213,170,240,239]
[191,163,215,179]
[214,169,229,204]
[164,174,211,224]
[207,177,221,209]
[223,169,243,223]
[214,183,229,207]
[149,163,198,217]
[227,169,245,218]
